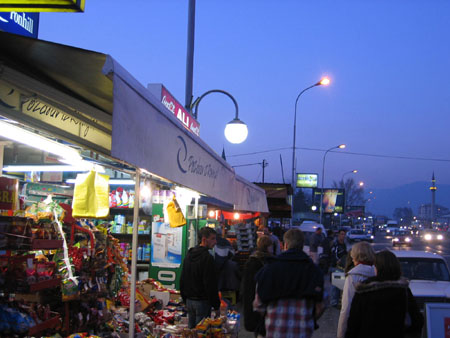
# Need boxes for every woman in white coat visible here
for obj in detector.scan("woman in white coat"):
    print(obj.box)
[337,241,376,338]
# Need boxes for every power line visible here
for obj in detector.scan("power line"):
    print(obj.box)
[228,146,450,163]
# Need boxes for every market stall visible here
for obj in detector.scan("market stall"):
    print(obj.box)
[0,30,268,337]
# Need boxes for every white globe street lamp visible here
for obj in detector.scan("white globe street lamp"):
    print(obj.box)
[191,89,248,144]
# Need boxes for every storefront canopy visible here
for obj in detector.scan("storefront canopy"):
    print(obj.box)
[0,31,268,213]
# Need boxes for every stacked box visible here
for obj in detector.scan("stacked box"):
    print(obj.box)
[236,224,257,252]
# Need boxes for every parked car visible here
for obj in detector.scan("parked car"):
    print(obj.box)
[332,250,450,310]
[392,229,413,247]
[347,229,373,243]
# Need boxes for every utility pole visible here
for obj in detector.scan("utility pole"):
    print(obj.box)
[262,159,268,183]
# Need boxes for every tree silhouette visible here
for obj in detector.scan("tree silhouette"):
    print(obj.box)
[332,178,366,207]
[393,207,413,224]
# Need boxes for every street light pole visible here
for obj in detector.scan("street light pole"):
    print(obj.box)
[320,144,346,225]
[341,169,358,184]
[340,169,356,227]
[291,77,330,225]
[190,89,248,144]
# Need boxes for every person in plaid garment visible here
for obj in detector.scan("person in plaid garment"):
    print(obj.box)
[254,228,324,338]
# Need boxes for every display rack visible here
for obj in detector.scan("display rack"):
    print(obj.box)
[0,216,63,336]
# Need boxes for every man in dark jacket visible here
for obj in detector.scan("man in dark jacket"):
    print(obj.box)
[254,229,324,338]
[330,229,348,307]
[180,227,220,328]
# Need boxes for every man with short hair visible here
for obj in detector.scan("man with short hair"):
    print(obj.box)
[254,228,324,338]
[310,227,323,264]
[330,229,348,307]
[180,227,220,328]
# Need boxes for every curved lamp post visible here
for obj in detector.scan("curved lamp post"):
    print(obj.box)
[320,144,346,225]
[341,169,358,183]
[190,89,248,144]
[291,77,330,224]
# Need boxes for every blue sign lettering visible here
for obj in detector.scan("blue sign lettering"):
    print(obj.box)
[0,12,39,39]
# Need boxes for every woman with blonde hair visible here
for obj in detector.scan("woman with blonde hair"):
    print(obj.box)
[337,241,375,338]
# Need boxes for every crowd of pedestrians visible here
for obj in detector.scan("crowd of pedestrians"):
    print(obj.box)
[180,223,424,338]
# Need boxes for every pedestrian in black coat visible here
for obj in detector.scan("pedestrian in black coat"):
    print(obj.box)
[345,250,423,338]
[241,235,273,337]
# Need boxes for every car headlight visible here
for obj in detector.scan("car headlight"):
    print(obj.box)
[437,234,444,240]
[424,234,432,241]
[387,230,390,233]
[370,235,374,239]
[405,237,411,242]
[393,238,399,242]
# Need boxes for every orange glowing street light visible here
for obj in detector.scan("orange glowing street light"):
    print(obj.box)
[319,77,331,86]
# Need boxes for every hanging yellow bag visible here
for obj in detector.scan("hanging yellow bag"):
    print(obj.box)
[72,171,110,218]
[166,196,186,228]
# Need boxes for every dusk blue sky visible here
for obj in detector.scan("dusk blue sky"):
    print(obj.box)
[39,1,450,192]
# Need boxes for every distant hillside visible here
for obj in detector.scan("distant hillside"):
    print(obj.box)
[365,181,450,217]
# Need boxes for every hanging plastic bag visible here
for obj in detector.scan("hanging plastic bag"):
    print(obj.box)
[72,171,110,218]
[166,196,186,228]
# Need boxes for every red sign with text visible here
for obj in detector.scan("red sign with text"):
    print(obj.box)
[0,177,18,210]
[161,86,200,136]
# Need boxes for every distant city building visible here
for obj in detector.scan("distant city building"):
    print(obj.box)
[418,203,448,221]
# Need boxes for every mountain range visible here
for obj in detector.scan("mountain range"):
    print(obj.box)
[365,181,450,217]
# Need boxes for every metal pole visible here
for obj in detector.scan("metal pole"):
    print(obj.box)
[320,148,334,225]
[262,159,266,183]
[291,83,318,225]
[129,169,141,338]
[185,0,196,111]
[192,89,239,120]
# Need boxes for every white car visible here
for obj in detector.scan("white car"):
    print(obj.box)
[332,250,450,310]
[347,229,373,243]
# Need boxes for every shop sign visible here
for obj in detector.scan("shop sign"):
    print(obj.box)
[0,82,111,152]
[161,86,200,137]
[176,135,219,179]
[21,97,112,151]
[0,12,39,38]
[0,177,18,210]
[0,0,85,13]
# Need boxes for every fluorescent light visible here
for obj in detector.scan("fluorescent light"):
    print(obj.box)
[0,120,81,162]
[3,161,105,173]
[66,178,135,185]
[3,165,89,172]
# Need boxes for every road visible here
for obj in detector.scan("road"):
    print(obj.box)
[370,230,450,266]
[238,230,450,337]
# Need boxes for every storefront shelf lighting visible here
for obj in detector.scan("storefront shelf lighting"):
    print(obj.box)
[0,120,81,162]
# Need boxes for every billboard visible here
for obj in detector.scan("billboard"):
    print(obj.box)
[0,1,85,12]
[296,173,318,188]
[313,188,345,213]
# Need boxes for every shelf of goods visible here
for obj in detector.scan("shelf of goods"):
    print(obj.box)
[0,184,241,336]
[235,223,257,252]
[0,216,63,336]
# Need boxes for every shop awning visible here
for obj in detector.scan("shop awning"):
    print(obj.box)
[0,32,268,213]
